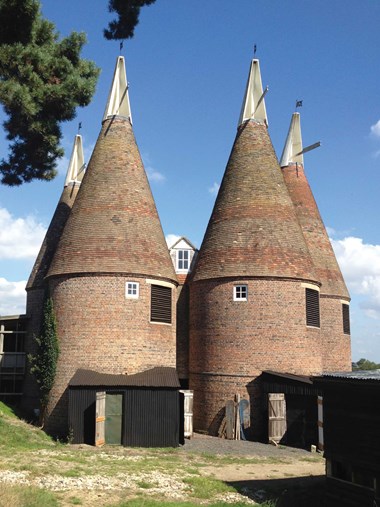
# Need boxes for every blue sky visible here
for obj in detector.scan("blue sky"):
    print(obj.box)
[1,0,380,362]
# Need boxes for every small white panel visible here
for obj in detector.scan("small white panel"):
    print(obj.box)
[238,59,268,126]
[103,56,132,123]
[280,113,303,167]
[145,279,176,289]
[301,282,320,291]
[64,135,85,187]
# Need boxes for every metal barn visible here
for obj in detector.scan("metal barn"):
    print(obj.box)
[314,372,380,507]
[68,367,180,447]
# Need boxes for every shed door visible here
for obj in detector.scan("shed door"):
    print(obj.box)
[95,391,106,447]
[268,393,287,443]
[105,393,123,445]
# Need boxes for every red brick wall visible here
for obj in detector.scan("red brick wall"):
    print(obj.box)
[320,296,351,371]
[189,278,323,433]
[45,274,176,435]
[176,282,189,381]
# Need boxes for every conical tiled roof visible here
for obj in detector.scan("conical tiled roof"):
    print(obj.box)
[47,58,176,282]
[192,120,318,282]
[26,135,85,290]
[281,113,350,298]
[192,60,317,283]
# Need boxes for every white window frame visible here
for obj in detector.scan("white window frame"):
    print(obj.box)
[176,249,190,272]
[125,282,139,299]
[233,284,248,301]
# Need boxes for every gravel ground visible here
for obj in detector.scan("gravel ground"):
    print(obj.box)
[180,432,315,459]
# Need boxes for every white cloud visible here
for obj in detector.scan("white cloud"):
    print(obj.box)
[331,236,380,319]
[370,119,380,138]
[166,234,181,248]
[141,153,166,184]
[0,278,26,315]
[146,167,166,183]
[0,207,46,259]
[209,182,220,196]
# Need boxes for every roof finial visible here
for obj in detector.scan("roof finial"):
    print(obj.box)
[119,40,124,54]
[103,56,132,124]
[78,122,82,133]
[64,135,85,187]
[295,99,303,110]
[238,58,268,127]
[253,43,257,57]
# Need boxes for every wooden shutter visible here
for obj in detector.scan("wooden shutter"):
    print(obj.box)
[151,284,172,323]
[342,304,350,334]
[305,288,320,327]
[95,391,106,447]
[268,393,287,444]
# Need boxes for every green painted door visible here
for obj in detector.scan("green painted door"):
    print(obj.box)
[105,393,123,445]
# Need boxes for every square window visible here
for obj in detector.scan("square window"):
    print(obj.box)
[234,285,248,301]
[126,282,139,299]
[177,250,190,271]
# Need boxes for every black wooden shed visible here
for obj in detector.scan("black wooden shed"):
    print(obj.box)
[314,371,380,507]
[68,367,180,447]
[261,370,321,449]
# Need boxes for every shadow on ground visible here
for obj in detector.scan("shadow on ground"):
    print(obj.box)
[229,474,326,506]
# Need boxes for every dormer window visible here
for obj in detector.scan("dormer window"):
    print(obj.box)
[177,250,190,271]
[234,285,248,301]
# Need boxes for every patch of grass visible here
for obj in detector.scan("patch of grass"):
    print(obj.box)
[136,480,154,489]
[300,456,323,463]
[0,484,58,507]
[62,468,85,478]
[0,402,55,453]
[0,401,17,417]
[68,497,83,505]
[183,475,235,499]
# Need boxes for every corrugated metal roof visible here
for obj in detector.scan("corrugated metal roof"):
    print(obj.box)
[69,367,180,388]
[319,370,380,381]
[262,370,314,384]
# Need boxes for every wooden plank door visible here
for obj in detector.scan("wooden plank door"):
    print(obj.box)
[268,393,287,444]
[317,395,324,451]
[95,391,106,447]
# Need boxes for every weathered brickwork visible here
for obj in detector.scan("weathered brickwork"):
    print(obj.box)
[282,163,349,299]
[19,61,352,442]
[189,278,322,433]
[47,118,176,282]
[320,296,351,371]
[282,162,351,372]
[45,275,177,435]
[176,282,189,381]
[27,184,80,291]
[192,121,318,283]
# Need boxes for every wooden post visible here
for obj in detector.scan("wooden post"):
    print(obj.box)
[226,400,235,440]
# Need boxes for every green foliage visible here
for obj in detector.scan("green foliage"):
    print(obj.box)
[0,0,99,185]
[29,297,59,413]
[353,358,380,370]
[104,0,157,40]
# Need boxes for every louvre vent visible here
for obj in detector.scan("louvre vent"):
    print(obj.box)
[342,304,350,335]
[305,288,320,328]
[151,284,172,324]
